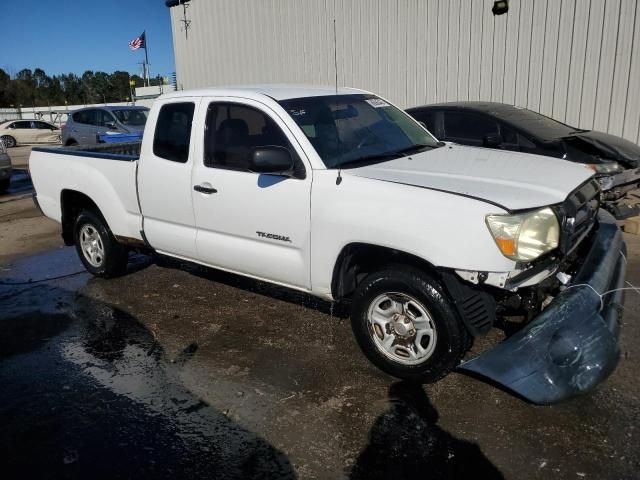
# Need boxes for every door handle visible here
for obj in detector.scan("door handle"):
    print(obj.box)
[194,184,218,194]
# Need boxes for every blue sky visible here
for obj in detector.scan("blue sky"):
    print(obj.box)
[2,0,176,78]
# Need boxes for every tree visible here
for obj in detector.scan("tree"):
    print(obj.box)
[0,67,158,107]
[0,69,10,106]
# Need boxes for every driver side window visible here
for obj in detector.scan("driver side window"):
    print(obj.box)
[204,103,301,173]
[97,110,116,127]
[443,111,499,146]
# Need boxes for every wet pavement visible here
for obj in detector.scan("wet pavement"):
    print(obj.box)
[1,239,640,478]
[0,168,33,200]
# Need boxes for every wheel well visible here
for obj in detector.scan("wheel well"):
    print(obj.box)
[65,138,78,146]
[60,190,101,245]
[331,243,438,300]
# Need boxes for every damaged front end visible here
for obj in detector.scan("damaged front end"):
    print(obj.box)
[459,211,625,404]
[450,179,626,404]
[599,168,640,220]
[563,133,640,220]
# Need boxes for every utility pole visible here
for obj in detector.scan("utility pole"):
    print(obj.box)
[144,31,150,87]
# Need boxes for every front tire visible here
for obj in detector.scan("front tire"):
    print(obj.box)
[1,135,16,148]
[350,266,470,383]
[0,178,9,193]
[74,210,128,278]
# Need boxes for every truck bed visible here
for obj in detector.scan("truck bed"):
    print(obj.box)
[32,141,141,160]
[29,141,143,242]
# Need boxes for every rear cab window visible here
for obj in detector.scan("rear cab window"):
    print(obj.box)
[153,102,195,163]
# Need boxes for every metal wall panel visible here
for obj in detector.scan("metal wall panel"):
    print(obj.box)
[170,0,640,143]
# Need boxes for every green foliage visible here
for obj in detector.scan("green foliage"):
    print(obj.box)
[0,67,159,107]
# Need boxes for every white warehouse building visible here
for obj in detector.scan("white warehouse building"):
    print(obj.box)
[168,0,640,143]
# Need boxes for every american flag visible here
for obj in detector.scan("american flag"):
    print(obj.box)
[129,32,146,51]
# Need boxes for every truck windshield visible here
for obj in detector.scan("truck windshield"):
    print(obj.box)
[112,109,149,127]
[279,94,439,168]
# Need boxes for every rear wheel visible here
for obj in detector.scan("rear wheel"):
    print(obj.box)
[65,139,78,146]
[0,178,9,193]
[350,266,470,382]
[74,210,128,278]
[1,135,16,148]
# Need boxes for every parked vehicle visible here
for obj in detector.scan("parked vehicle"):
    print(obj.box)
[30,86,626,404]
[0,139,11,193]
[406,102,640,219]
[0,120,60,147]
[62,106,149,146]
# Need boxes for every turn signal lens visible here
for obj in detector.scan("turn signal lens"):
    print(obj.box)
[495,237,516,257]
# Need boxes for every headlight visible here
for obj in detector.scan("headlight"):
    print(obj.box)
[586,161,623,174]
[485,207,560,261]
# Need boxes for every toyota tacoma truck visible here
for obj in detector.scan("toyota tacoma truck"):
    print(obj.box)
[29,86,627,404]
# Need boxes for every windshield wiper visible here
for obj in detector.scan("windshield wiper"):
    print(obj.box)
[337,144,435,168]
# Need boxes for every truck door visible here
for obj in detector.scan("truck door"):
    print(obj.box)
[191,99,312,289]
[137,99,199,259]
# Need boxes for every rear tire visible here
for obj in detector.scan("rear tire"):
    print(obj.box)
[74,209,128,278]
[0,178,9,193]
[1,135,16,148]
[65,139,78,146]
[350,265,470,383]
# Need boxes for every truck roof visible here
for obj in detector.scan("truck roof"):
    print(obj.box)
[160,84,369,101]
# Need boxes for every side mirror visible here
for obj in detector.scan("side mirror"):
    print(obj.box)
[250,146,294,176]
[483,134,503,148]
[105,121,117,129]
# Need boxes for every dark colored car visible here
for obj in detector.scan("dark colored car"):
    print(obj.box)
[406,102,640,219]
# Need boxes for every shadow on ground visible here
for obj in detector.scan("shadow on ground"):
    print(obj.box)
[350,381,503,479]
[155,254,351,319]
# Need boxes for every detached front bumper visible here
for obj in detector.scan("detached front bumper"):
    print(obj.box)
[459,210,626,404]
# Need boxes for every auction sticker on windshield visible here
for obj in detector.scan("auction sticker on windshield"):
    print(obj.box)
[365,98,390,108]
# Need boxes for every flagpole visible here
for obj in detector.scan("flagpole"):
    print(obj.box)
[144,30,150,87]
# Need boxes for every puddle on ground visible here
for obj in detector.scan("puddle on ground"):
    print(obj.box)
[0,249,296,479]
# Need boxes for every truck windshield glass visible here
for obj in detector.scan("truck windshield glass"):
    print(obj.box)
[112,109,149,126]
[279,94,438,168]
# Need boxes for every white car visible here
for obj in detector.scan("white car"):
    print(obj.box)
[0,120,61,147]
[29,85,627,404]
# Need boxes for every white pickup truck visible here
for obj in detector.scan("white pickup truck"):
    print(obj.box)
[30,86,627,404]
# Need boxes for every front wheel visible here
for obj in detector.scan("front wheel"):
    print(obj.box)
[350,266,471,383]
[1,135,16,148]
[0,178,9,193]
[74,210,128,278]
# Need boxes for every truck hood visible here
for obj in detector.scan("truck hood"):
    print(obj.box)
[346,144,594,211]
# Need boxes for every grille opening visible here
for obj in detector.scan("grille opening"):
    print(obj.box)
[558,179,600,255]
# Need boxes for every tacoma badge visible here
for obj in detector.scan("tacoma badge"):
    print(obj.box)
[256,231,292,243]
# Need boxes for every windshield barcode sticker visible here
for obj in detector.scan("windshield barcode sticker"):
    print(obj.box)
[365,98,390,108]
